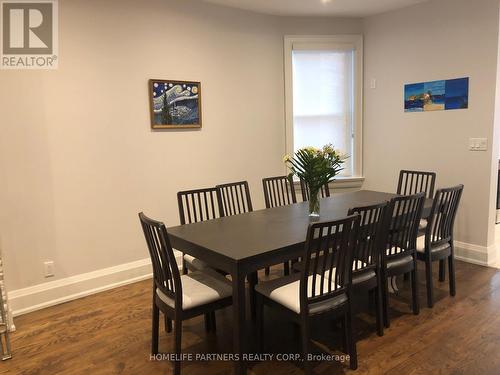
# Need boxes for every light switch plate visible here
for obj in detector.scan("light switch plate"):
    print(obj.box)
[478,138,487,150]
[469,138,488,151]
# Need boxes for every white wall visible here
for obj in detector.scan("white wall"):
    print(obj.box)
[363,0,500,264]
[490,4,500,248]
[0,0,362,311]
[3,0,499,315]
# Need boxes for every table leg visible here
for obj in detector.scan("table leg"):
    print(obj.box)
[248,271,258,321]
[232,270,247,375]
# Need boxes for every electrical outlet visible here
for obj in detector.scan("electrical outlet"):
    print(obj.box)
[370,78,377,89]
[44,261,55,277]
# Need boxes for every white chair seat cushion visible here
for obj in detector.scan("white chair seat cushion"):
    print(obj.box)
[183,254,209,271]
[293,258,368,273]
[156,269,232,310]
[419,219,428,230]
[415,236,451,255]
[416,236,425,252]
[353,260,368,269]
[255,271,342,314]
[386,246,405,255]
[173,249,184,269]
[386,244,421,255]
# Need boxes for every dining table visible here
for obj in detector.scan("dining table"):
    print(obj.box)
[167,189,433,374]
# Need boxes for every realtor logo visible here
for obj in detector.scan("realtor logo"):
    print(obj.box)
[1,0,58,69]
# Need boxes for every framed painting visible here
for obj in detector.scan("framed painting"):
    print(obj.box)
[404,77,469,112]
[149,79,202,129]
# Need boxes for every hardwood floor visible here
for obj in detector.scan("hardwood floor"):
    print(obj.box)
[2,260,500,374]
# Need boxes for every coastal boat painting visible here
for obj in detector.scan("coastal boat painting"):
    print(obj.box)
[149,79,201,129]
[404,77,468,112]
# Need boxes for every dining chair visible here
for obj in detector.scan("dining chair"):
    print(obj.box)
[416,185,464,308]
[262,175,297,276]
[299,178,330,201]
[216,180,253,216]
[380,192,425,328]
[139,212,232,375]
[177,187,222,274]
[348,202,389,337]
[397,170,436,234]
[397,170,436,198]
[292,202,388,336]
[215,180,259,317]
[262,175,297,208]
[255,215,361,373]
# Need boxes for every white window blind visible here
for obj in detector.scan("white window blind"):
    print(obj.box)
[291,45,355,176]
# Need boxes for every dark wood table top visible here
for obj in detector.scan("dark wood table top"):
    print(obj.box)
[167,190,433,264]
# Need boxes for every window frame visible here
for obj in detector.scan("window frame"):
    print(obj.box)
[284,35,364,178]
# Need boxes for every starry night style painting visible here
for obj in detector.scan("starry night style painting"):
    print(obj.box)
[404,77,469,112]
[149,79,201,129]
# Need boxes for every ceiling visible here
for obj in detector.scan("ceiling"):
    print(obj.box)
[201,0,430,17]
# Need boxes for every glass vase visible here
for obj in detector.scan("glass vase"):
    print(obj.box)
[308,189,320,217]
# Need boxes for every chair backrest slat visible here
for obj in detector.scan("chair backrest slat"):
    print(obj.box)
[177,187,221,224]
[262,175,297,208]
[383,192,425,259]
[139,213,182,306]
[397,170,436,199]
[348,202,389,272]
[216,181,253,216]
[426,185,464,248]
[301,215,360,311]
[299,179,330,202]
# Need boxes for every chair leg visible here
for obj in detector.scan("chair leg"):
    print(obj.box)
[425,258,434,308]
[283,261,290,276]
[265,267,270,276]
[210,311,217,332]
[375,283,384,337]
[340,317,348,353]
[382,273,390,328]
[182,255,188,275]
[152,304,160,355]
[448,254,456,297]
[439,259,445,282]
[204,313,211,332]
[255,295,264,352]
[292,322,301,340]
[165,315,172,333]
[403,272,409,281]
[173,319,182,375]
[301,317,312,375]
[345,308,357,370]
[411,265,420,314]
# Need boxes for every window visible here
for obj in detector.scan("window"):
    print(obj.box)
[284,36,363,178]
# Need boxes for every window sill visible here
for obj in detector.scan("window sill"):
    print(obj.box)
[293,176,365,190]
[331,176,365,188]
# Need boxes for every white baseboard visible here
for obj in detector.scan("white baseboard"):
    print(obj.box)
[8,250,185,317]
[454,241,496,267]
[8,258,153,317]
[6,240,494,318]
